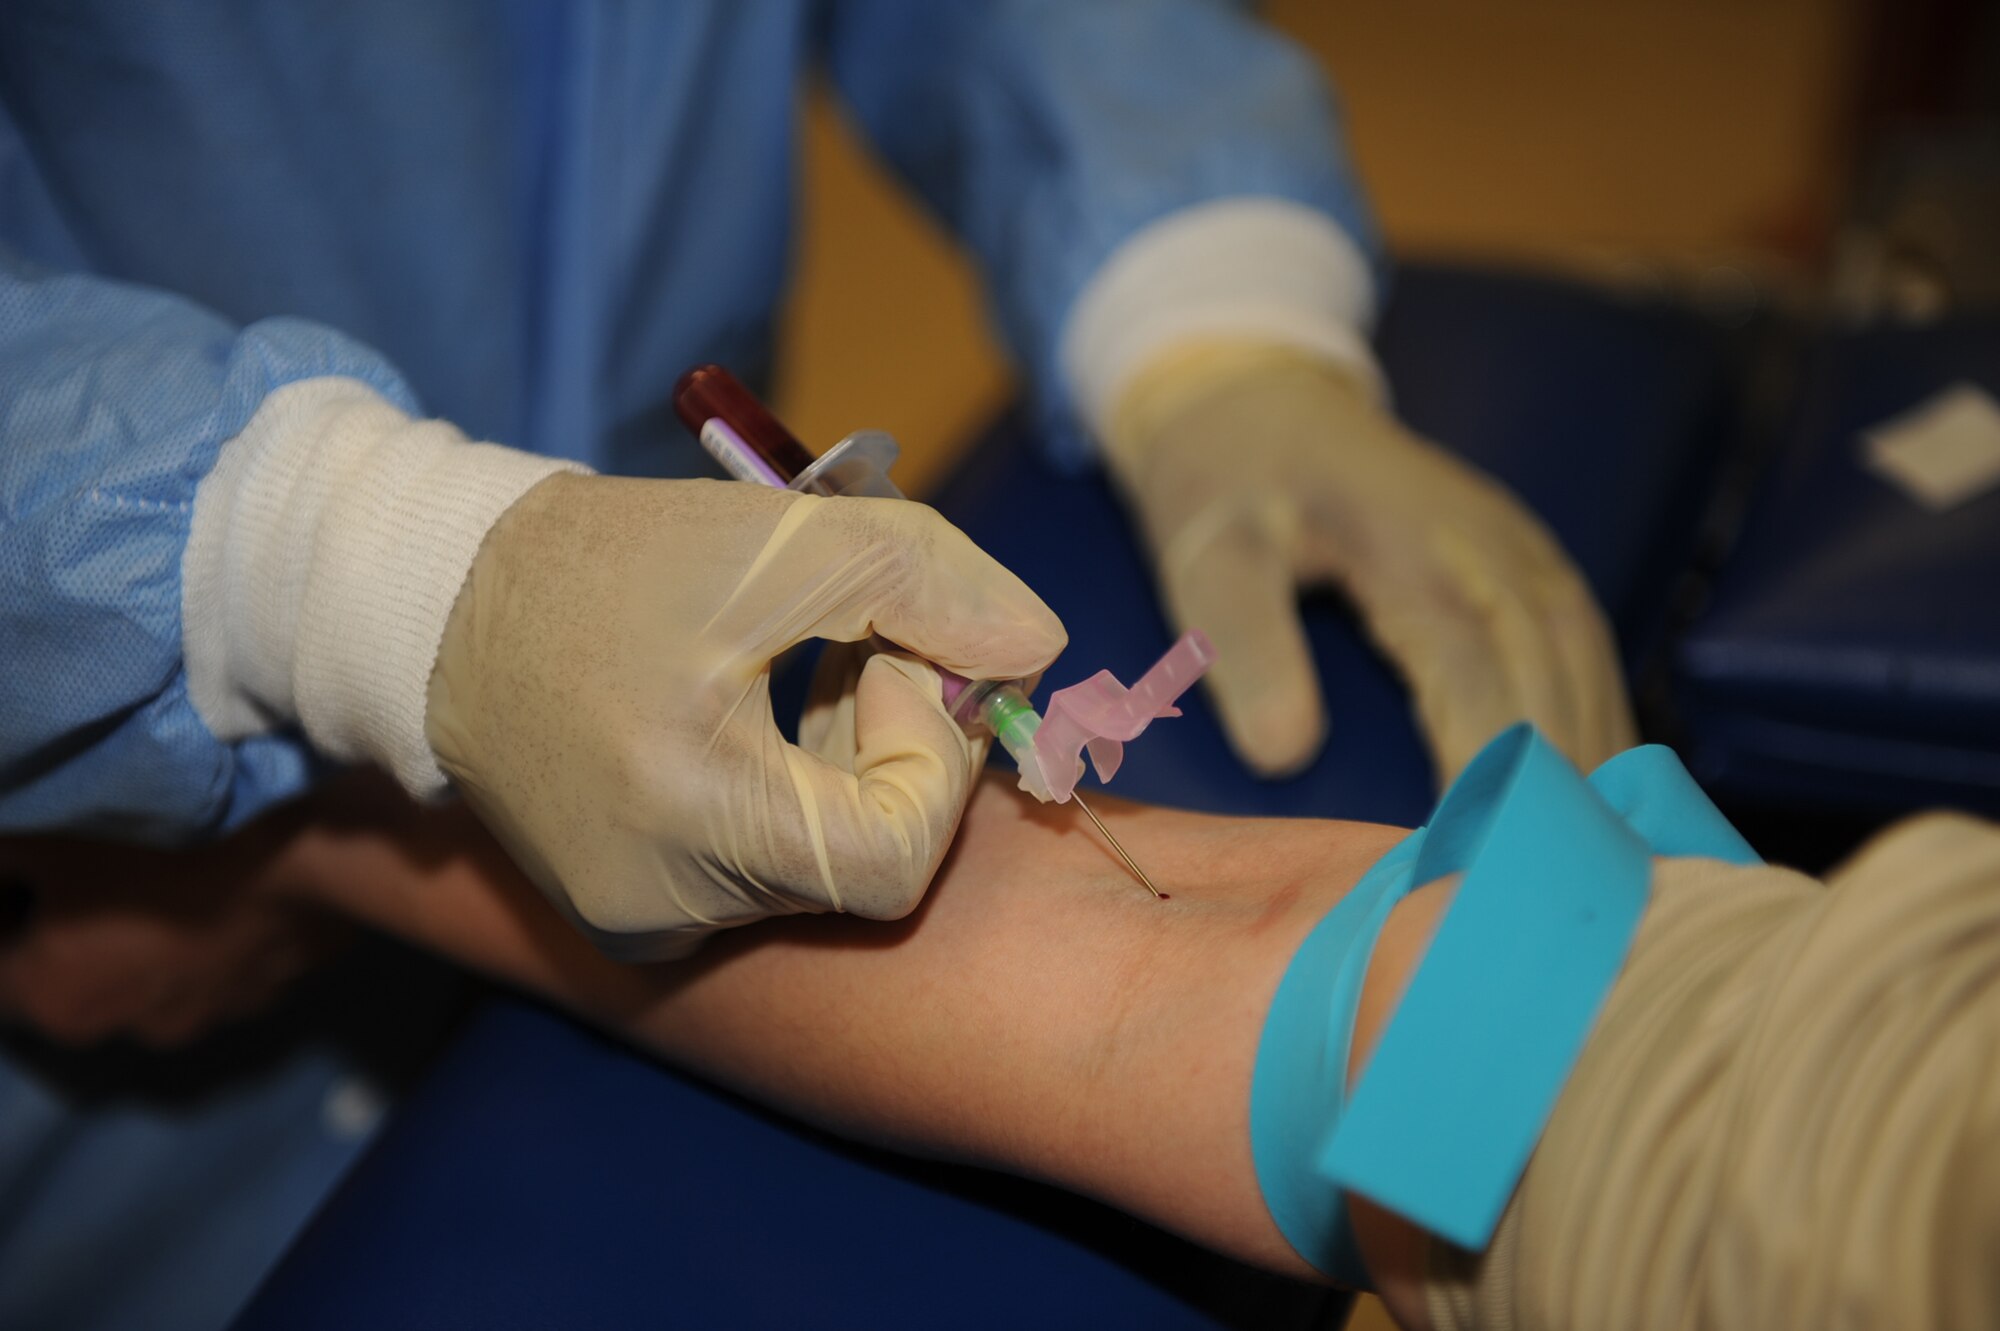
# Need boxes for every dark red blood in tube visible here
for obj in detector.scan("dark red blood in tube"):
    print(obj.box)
[673,364,817,483]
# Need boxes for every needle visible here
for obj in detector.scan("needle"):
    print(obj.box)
[1070,791,1165,899]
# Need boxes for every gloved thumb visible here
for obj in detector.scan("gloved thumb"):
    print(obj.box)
[1158,499,1325,777]
[775,649,979,921]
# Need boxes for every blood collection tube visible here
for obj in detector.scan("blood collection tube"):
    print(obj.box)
[672,364,816,486]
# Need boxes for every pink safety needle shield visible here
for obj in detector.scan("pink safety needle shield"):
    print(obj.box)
[1032,630,1217,802]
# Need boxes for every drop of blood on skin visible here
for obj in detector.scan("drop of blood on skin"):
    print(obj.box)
[1157,893,1171,901]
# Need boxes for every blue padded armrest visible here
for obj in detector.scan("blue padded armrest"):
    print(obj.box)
[235,264,1735,1329]
[235,999,1322,1331]
[1676,317,2000,815]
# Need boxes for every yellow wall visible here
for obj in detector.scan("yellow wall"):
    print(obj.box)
[770,89,1011,495]
[1283,0,1860,263]
[773,1,1859,496]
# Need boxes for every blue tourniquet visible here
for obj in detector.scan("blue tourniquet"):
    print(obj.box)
[1250,726,1759,1284]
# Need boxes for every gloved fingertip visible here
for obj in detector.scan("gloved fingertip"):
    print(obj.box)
[976,596,1067,679]
[1218,682,1327,779]
[1240,723,1326,779]
[1022,601,1069,666]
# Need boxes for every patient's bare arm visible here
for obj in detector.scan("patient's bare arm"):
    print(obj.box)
[278,770,1446,1321]
[165,759,1992,1331]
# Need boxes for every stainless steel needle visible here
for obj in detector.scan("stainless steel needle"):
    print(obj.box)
[1070,791,1164,898]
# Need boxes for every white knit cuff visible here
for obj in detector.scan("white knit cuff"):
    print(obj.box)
[1059,197,1384,447]
[184,377,587,797]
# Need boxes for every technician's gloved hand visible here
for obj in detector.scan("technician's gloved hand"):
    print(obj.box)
[1105,342,1634,783]
[424,475,1065,959]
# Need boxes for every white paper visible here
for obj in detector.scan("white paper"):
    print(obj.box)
[1861,382,2000,512]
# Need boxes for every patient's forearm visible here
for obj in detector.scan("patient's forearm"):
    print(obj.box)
[284,773,1437,1302]
[283,769,2000,1331]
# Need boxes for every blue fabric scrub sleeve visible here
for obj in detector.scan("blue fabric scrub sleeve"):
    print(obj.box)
[0,244,423,839]
[819,0,1381,465]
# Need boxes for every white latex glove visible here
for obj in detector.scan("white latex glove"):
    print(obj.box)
[1105,342,1635,783]
[424,474,1066,959]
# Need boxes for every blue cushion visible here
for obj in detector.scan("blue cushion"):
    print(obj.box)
[1676,317,2000,815]
[234,999,1318,1331]
[235,264,1736,1328]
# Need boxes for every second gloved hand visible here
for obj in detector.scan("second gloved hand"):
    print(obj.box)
[424,475,1065,959]
[1105,343,1635,783]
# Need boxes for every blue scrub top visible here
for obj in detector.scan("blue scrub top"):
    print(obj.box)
[0,0,1373,841]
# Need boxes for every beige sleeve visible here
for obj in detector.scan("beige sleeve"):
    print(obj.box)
[1425,813,2000,1331]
